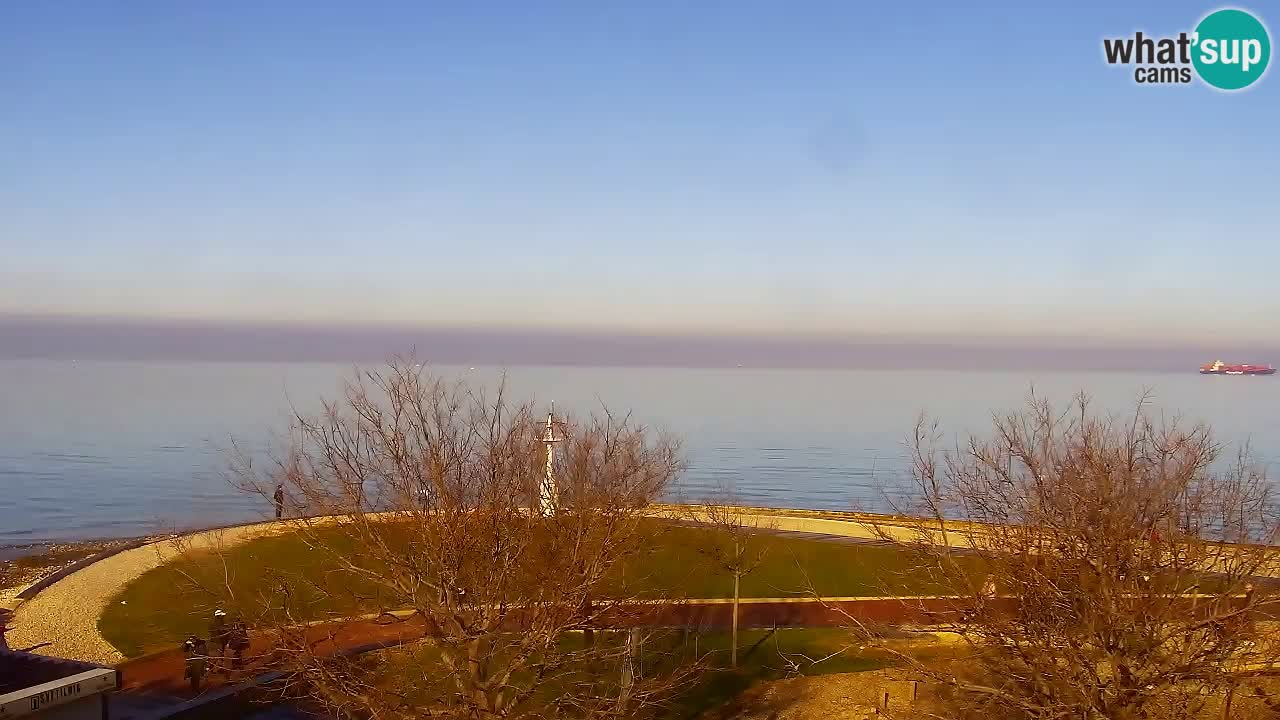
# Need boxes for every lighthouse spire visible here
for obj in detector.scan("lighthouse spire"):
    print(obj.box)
[539,401,561,517]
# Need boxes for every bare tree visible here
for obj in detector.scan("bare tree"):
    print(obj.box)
[857,391,1280,720]
[686,489,773,669]
[224,358,696,719]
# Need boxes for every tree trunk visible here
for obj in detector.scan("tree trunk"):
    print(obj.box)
[620,628,636,700]
[731,572,740,669]
[583,595,595,648]
[465,637,499,717]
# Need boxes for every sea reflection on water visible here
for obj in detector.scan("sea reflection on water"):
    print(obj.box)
[1,360,1275,544]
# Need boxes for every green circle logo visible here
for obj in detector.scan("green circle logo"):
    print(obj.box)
[1192,8,1271,90]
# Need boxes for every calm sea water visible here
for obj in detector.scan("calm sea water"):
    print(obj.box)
[1,360,1277,545]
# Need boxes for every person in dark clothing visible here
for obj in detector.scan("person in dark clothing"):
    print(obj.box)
[210,609,230,659]
[274,484,285,519]
[183,636,207,693]
[228,620,251,669]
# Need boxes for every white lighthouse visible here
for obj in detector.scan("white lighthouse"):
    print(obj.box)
[539,403,562,517]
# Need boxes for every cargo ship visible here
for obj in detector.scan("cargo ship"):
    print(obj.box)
[1199,360,1277,375]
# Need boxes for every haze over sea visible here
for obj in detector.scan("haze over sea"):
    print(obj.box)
[1,359,1276,545]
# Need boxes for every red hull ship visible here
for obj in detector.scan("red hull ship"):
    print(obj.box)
[1199,360,1276,375]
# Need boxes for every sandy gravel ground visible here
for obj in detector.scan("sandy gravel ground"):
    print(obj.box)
[1,539,148,606]
[712,671,932,720]
[6,520,285,665]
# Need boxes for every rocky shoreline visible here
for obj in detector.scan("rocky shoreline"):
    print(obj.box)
[1,538,148,599]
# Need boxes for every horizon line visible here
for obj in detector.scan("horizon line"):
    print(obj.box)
[1,312,1277,372]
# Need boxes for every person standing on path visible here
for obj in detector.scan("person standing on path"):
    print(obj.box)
[274,484,285,519]
[228,619,250,670]
[209,609,230,669]
[183,636,207,693]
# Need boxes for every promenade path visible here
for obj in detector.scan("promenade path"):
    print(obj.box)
[105,591,1280,716]
[12,505,1273,667]
[5,507,941,665]
[110,596,966,708]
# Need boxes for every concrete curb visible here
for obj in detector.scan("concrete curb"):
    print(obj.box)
[4,505,842,605]
[132,637,407,719]
[136,669,287,720]
[8,514,308,607]
[15,536,167,603]
[5,503,965,622]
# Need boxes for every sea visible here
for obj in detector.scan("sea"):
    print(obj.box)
[1,359,1277,546]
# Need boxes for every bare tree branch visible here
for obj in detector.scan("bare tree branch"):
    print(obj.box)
[857,391,1280,720]
[217,356,696,719]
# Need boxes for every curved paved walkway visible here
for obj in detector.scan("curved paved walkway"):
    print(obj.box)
[6,507,932,665]
[7,519,291,665]
[650,504,954,544]
[19,505,1254,667]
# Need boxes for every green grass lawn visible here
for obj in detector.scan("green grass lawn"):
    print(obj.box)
[348,626,900,720]
[100,521,967,658]
[629,524,957,599]
[661,627,891,719]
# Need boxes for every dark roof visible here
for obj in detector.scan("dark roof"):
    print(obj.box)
[0,649,108,694]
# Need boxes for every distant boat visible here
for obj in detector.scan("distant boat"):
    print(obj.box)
[1200,360,1276,375]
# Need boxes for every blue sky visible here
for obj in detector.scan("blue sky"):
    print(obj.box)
[2,1,1278,361]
